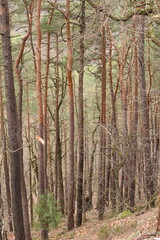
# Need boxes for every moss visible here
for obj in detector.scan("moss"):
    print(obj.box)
[98,224,126,240]
[129,220,137,228]
[106,211,118,219]
[117,210,132,219]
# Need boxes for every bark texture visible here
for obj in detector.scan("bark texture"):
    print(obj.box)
[0,0,25,239]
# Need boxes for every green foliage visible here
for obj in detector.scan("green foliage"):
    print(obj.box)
[98,224,126,240]
[98,225,110,240]
[106,211,118,219]
[117,209,132,219]
[34,193,61,231]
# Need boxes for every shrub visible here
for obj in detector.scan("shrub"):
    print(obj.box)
[34,193,61,231]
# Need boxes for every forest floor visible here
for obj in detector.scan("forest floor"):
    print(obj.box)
[37,206,159,240]
[8,206,160,240]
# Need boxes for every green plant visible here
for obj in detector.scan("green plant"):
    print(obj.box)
[98,225,110,240]
[98,224,128,240]
[34,193,61,231]
[117,210,132,219]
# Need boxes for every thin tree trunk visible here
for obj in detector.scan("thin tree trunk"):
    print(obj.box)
[137,15,154,205]
[65,0,75,230]
[88,126,98,210]
[76,0,85,227]
[26,80,33,225]
[107,25,120,211]
[128,16,138,209]
[35,0,48,238]
[0,1,25,239]
[98,25,106,219]
[0,161,2,240]
[43,8,54,193]
[119,27,128,205]
[55,33,64,215]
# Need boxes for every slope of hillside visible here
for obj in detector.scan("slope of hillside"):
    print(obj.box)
[48,207,160,240]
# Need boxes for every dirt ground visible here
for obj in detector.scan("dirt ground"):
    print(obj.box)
[8,207,160,240]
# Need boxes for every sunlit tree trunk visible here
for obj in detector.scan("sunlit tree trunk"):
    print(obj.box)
[0,0,25,239]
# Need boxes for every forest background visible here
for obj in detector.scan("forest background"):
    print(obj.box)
[0,0,160,239]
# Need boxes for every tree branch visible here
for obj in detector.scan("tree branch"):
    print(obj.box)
[86,0,153,21]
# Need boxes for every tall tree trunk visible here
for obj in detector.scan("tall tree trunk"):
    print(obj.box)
[107,25,120,211]
[65,0,75,230]
[35,0,48,238]
[15,6,32,237]
[43,8,54,193]
[76,0,85,227]
[0,161,2,240]
[119,27,128,206]
[0,1,25,239]
[98,25,106,219]
[0,71,13,232]
[55,33,64,215]
[128,16,138,209]
[26,81,33,225]
[137,15,154,205]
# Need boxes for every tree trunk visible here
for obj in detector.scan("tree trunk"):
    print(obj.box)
[137,15,154,205]
[76,0,85,227]
[15,10,32,238]
[55,33,64,215]
[26,80,34,225]
[88,126,98,210]
[65,0,75,230]
[0,1,25,239]
[128,16,138,209]
[0,71,13,232]
[35,0,48,238]
[107,25,120,211]
[98,25,106,219]
[43,8,54,193]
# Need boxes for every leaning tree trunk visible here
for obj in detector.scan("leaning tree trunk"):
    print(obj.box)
[65,0,75,230]
[0,0,25,239]
[76,0,85,227]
